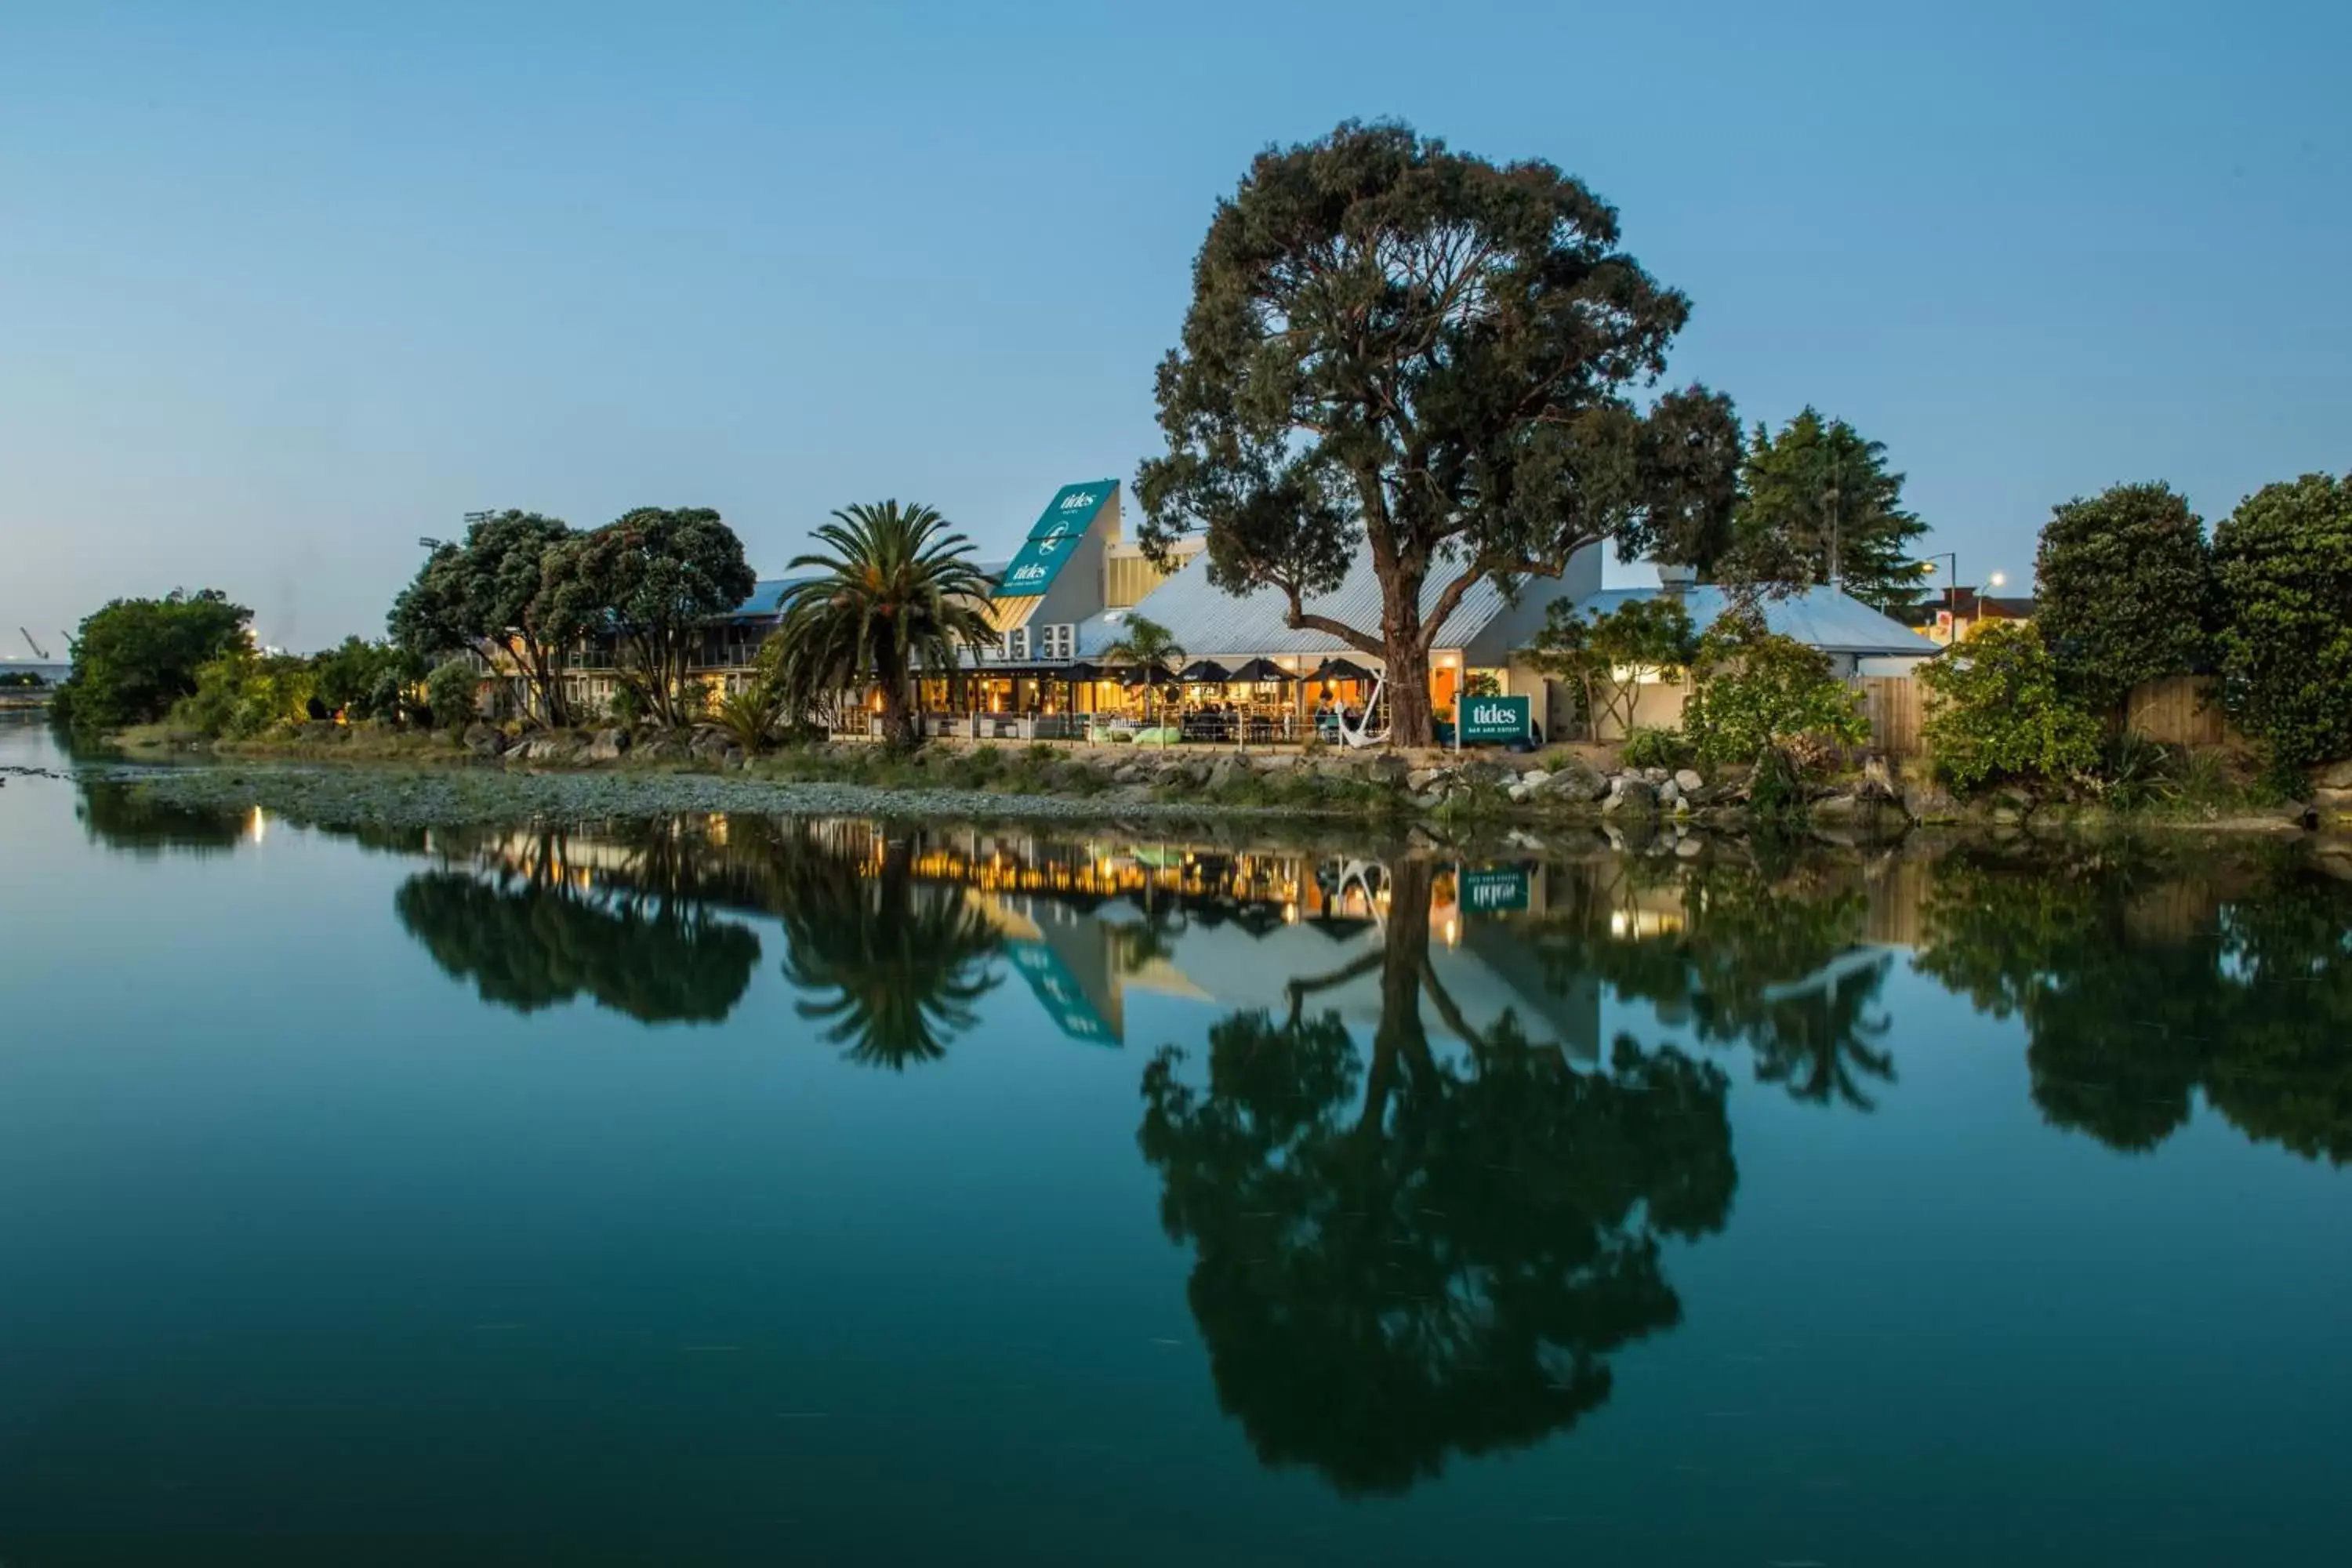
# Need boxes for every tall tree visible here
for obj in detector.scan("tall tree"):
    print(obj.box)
[541,507,757,731]
[1723,408,1926,613]
[772,500,996,746]
[2210,472,2352,777]
[53,588,252,733]
[387,510,579,728]
[1136,120,1739,747]
[2034,482,2212,714]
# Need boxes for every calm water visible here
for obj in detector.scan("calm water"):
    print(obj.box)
[3,722,2350,1566]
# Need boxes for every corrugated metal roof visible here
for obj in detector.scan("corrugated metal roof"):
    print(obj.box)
[1074,551,1510,662]
[1552,586,1934,656]
[728,579,809,618]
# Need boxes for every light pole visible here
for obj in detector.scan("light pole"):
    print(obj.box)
[1918,553,1958,642]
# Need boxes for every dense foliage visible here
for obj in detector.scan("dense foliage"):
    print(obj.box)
[769,501,996,746]
[1679,614,1867,769]
[1721,408,1926,613]
[388,510,579,728]
[539,506,757,731]
[2034,482,2211,713]
[1135,119,1739,746]
[423,659,478,730]
[51,588,252,732]
[2210,472,2352,775]
[1102,615,1187,731]
[1525,596,1696,742]
[1917,622,2101,796]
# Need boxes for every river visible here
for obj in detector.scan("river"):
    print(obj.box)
[2,720,2349,1565]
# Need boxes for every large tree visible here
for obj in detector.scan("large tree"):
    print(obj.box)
[53,587,252,733]
[2034,482,2212,714]
[1136,120,1739,747]
[540,507,757,730]
[2210,472,2352,775]
[387,510,579,728]
[1722,408,1926,613]
[771,500,995,746]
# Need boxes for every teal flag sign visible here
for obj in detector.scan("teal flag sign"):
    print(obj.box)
[994,480,1115,598]
[1457,694,1530,744]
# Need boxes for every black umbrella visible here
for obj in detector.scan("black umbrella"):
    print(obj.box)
[1307,656,1375,683]
[1225,656,1295,684]
[1063,660,1105,681]
[1178,659,1232,684]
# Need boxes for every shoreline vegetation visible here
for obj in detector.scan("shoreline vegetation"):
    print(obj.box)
[101,721,2344,840]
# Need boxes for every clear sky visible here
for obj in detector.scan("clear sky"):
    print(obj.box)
[3,0,2346,651]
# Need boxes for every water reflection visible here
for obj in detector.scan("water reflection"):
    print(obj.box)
[1138,858,1736,1494]
[393,826,763,1024]
[1918,845,2352,1161]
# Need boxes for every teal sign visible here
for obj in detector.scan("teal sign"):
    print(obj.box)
[1457,694,1530,744]
[993,480,1115,599]
[1459,864,1531,914]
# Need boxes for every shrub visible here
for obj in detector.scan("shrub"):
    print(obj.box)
[711,689,785,756]
[1918,622,2101,796]
[53,587,252,733]
[424,659,478,731]
[168,650,318,739]
[2211,472,2352,779]
[1680,615,1867,768]
[1619,726,1688,771]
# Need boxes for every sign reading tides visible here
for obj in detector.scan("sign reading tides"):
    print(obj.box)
[993,480,1116,600]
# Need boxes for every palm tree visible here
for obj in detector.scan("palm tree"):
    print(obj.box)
[1104,615,1185,740]
[776,500,997,746]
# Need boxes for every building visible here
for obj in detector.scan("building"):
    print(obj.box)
[539,474,1940,742]
[1894,587,2038,647]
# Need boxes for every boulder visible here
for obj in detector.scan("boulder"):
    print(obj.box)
[583,728,630,762]
[1811,793,1864,822]
[1602,777,1657,815]
[2318,760,2352,791]
[1206,755,1250,792]
[1673,768,1704,796]
[1519,769,1552,789]
[1406,767,1443,792]
[1458,758,1511,788]
[461,722,505,758]
[1541,761,1609,802]
[1506,782,1533,804]
[1410,789,1448,811]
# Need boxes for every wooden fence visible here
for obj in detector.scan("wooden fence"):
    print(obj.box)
[2125,675,2228,746]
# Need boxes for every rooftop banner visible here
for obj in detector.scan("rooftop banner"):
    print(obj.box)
[993,480,1114,598]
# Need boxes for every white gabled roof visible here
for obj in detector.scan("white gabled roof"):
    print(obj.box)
[1554,585,1933,658]
[1076,550,1511,662]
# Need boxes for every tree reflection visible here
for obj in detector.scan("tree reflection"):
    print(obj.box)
[394,830,761,1024]
[768,830,1004,1070]
[1918,848,2352,1161]
[1527,851,1897,1109]
[1139,859,1735,1496]
[73,781,244,857]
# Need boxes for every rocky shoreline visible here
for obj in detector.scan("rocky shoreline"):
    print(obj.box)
[90,723,2348,843]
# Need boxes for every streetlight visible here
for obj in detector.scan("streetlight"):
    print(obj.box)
[1918,552,1960,641]
[1986,570,2009,590]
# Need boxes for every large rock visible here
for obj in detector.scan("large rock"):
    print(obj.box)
[2317,760,2352,791]
[1518,768,1551,789]
[461,722,505,759]
[583,727,630,762]
[1458,758,1511,788]
[1206,755,1250,792]
[1602,777,1657,815]
[1405,767,1443,792]
[1673,768,1704,796]
[1541,760,1609,802]
[1811,793,1864,822]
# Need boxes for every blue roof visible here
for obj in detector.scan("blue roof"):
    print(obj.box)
[1073,550,1511,662]
[1550,585,1933,657]
[728,578,812,618]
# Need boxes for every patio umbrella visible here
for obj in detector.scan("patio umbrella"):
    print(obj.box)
[1178,659,1232,684]
[1307,656,1375,683]
[1225,657,1294,684]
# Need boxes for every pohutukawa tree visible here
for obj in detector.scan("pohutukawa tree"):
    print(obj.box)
[388,510,579,728]
[1136,120,1740,748]
[539,507,757,731]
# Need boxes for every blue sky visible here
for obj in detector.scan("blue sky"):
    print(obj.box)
[2,0,2345,649]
